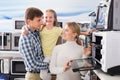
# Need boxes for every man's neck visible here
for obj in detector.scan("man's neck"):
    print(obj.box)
[28,25,35,32]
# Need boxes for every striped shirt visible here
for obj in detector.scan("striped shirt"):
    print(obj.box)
[19,26,49,72]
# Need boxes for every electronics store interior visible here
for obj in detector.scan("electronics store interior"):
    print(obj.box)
[0,0,120,80]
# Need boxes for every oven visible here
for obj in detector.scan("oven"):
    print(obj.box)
[11,59,26,75]
[92,31,120,75]
[14,20,25,33]
[0,32,11,50]
[11,33,21,51]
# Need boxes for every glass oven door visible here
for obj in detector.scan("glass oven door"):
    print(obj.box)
[11,59,26,75]
[11,33,21,51]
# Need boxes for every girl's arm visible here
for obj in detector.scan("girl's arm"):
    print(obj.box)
[21,25,29,35]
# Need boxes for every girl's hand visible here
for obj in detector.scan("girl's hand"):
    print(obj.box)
[22,25,29,35]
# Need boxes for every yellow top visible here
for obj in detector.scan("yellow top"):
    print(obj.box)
[40,26,62,56]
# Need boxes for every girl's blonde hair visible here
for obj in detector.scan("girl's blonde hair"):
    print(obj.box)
[66,22,82,45]
[40,9,58,31]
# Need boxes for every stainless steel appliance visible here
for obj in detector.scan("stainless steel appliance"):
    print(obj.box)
[11,59,26,75]
[0,32,11,50]
[92,31,120,75]
[11,33,21,51]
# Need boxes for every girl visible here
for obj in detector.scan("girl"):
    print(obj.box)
[40,9,62,80]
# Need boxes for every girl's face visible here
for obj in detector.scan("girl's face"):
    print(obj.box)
[62,25,77,41]
[45,11,55,25]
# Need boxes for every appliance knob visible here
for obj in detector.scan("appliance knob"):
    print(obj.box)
[101,59,104,64]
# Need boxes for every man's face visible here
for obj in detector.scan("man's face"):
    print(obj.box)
[28,16,44,30]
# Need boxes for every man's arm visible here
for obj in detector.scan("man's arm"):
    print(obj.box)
[19,36,49,70]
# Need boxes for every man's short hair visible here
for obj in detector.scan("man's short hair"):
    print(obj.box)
[25,7,43,21]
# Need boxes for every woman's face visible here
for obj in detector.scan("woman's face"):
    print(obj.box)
[45,11,55,25]
[62,25,77,41]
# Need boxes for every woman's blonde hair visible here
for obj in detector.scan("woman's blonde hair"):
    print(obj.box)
[66,22,82,45]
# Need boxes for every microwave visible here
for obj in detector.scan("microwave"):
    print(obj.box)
[0,32,11,50]
[11,33,21,51]
[14,20,25,33]
[0,59,4,73]
[11,59,26,75]
[92,31,120,75]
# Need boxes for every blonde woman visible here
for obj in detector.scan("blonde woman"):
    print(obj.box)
[50,22,91,80]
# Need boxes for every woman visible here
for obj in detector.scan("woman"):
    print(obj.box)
[50,22,90,80]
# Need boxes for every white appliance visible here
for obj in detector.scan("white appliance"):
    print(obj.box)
[92,31,120,75]
[0,32,11,50]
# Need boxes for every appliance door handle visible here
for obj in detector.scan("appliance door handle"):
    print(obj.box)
[2,32,4,49]
[1,60,4,73]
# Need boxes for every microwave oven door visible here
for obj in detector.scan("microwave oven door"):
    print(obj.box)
[0,33,11,50]
[11,59,26,75]
[11,33,21,51]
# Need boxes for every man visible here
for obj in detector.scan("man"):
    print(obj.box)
[19,7,49,80]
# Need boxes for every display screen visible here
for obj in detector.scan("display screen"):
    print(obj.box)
[15,20,25,29]
[96,6,107,30]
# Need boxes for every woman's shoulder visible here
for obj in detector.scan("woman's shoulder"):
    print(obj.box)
[54,43,65,49]
[75,43,84,49]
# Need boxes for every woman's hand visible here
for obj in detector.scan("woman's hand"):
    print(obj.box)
[84,46,92,56]
[64,61,71,72]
